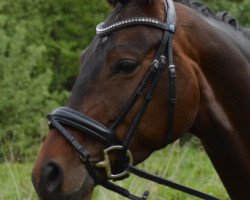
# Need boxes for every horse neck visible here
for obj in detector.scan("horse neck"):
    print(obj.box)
[192,68,250,199]
[175,5,250,199]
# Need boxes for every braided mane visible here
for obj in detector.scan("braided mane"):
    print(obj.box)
[106,0,250,39]
[175,0,250,38]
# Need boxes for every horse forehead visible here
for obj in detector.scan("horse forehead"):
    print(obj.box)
[74,28,157,106]
[83,27,158,64]
[106,1,144,22]
[79,1,165,76]
[105,0,165,23]
[80,0,165,63]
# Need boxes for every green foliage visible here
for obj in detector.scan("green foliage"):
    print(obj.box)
[0,0,60,161]
[0,0,110,161]
[0,0,249,162]
[0,162,37,199]
[40,0,110,91]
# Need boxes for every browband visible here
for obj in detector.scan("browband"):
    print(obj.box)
[96,17,175,36]
[96,0,176,37]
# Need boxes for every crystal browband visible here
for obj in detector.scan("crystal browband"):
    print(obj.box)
[96,17,175,36]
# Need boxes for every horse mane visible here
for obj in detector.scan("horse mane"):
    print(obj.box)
[106,0,250,39]
[176,0,250,39]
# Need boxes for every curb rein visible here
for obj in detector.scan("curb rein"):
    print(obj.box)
[48,0,221,199]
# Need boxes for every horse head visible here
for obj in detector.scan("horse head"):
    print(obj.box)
[32,0,207,199]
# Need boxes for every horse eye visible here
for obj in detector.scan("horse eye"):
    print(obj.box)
[114,60,138,74]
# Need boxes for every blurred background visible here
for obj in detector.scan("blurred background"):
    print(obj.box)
[0,0,249,199]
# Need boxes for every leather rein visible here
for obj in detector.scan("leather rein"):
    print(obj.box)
[48,0,220,199]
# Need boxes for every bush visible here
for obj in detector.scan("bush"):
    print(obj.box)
[0,0,110,161]
[0,0,56,161]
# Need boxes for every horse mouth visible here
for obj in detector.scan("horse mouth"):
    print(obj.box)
[71,174,94,200]
[32,172,94,200]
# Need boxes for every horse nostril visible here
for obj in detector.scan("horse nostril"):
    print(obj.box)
[41,161,63,193]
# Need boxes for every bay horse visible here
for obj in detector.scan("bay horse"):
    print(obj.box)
[32,0,250,199]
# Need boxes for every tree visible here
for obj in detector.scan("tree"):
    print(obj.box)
[40,0,110,91]
[0,0,110,161]
[0,0,60,161]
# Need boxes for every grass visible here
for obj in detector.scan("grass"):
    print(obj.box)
[0,140,229,200]
[0,162,37,200]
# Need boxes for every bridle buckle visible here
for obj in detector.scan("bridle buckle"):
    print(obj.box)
[95,145,133,179]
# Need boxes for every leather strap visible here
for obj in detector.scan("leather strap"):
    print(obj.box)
[101,181,149,200]
[47,114,99,183]
[165,33,176,143]
[50,107,118,145]
[128,166,221,200]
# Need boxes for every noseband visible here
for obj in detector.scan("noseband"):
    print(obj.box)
[48,0,220,199]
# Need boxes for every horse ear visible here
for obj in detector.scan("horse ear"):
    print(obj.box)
[107,0,116,6]
[107,0,153,7]
[107,0,130,6]
[137,0,153,4]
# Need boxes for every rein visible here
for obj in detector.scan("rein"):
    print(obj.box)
[48,0,220,199]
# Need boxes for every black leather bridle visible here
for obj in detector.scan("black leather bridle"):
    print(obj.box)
[47,0,220,199]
